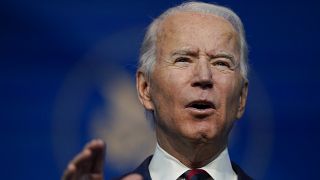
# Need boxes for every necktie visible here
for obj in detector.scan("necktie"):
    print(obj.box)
[181,169,213,180]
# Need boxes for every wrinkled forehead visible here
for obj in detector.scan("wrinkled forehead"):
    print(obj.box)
[156,11,240,56]
[157,11,238,39]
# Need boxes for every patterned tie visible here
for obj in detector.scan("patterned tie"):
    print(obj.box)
[181,169,213,180]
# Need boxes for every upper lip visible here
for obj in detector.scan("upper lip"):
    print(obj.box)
[185,100,215,110]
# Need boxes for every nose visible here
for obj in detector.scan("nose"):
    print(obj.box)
[191,59,213,89]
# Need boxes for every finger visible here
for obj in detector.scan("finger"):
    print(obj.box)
[89,139,106,173]
[62,163,76,180]
[62,139,106,180]
[62,150,92,180]
[72,139,105,174]
[70,147,92,172]
[67,140,99,174]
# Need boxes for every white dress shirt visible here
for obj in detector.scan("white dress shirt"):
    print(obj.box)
[149,143,237,180]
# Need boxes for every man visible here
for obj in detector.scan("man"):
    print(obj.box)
[63,1,251,180]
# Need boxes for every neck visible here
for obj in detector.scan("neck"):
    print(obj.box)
[156,128,228,168]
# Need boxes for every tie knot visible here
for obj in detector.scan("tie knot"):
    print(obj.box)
[182,169,213,180]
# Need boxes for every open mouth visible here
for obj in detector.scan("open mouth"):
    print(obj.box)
[186,100,215,110]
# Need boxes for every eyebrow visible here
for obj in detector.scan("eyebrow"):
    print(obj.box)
[211,52,234,60]
[171,48,199,57]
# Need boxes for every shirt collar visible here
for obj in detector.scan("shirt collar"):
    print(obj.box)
[149,143,237,180]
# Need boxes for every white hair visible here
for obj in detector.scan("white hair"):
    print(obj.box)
[139,1,249,81]
[138,1,249,124]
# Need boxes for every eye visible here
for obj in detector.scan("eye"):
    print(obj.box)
[213,60,231,68]
[175,57,191,63]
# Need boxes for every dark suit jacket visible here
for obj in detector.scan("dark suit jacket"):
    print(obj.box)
[117,155,253,180]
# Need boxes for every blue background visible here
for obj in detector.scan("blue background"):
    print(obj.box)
[1,0,320,179]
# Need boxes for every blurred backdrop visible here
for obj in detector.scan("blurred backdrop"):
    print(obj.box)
[1,0,320,179]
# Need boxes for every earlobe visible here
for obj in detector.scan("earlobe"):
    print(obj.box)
[136,71,154,110]
[236,81,248,119]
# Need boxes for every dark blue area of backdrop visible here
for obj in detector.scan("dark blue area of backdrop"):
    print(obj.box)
[1,0,320,179]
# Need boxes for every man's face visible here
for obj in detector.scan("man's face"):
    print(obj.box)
[138,12,248,145]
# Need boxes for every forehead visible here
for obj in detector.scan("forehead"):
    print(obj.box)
[157,12,239,52]
[160,11,235,30]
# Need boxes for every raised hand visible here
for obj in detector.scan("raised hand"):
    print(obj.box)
[62,139,106,180]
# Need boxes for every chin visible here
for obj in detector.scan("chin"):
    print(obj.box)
[185,128,220,144]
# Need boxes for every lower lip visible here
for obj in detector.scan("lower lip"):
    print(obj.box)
[185,107,215,117]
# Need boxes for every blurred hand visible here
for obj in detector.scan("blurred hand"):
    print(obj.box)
[62,139,105,180]
[62,139,143,180]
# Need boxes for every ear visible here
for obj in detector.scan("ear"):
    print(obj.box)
[236,80,248,119]
[136,71,154,110]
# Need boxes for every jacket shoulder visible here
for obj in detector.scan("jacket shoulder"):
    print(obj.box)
[114,156,153,180]
[231,161,253,180]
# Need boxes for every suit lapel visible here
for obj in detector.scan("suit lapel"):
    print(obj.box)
[231,161,253,180]
[132,156,153,180]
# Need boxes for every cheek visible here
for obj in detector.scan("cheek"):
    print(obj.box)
[215,76,241,116]
[150,70,181,110]
[152,67,188,95]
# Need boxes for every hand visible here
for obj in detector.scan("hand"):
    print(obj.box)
[62,139,106,180]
